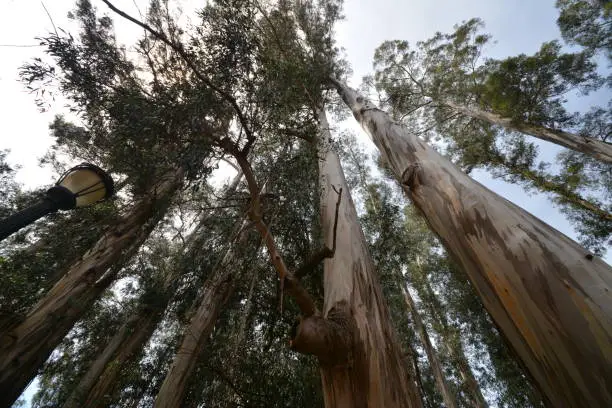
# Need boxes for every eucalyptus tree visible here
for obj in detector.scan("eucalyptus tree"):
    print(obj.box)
[371,20,612,252]
[331,76,612,407]
[56,174,242,408]
[0,0,223,403]
[32,237,169,408]
[350,136,544,408]
[344,130,542,408]
[98,0,424,405]
[355,168,489,408]
[9,0,610,406]
[250,2,422,405]
[170,142,325,408]
[372,19,610,162]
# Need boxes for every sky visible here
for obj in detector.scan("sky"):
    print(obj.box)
[0,0,610,405]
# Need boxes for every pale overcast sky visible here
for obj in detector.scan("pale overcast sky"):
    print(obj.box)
[0,0,610,404]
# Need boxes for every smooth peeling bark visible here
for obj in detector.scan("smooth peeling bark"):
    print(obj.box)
[0,168,184,408]
[401,285,457,408]
[441,99,612,165]
[153,269,235,408]
[291,107,422,408]
[333,79,612,408]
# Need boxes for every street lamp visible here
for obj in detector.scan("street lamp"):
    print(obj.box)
[0,163,114,242]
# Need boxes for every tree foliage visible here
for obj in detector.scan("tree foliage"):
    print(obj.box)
[556,0,612,59]
[3,0,608,407]
[372,19,611,253]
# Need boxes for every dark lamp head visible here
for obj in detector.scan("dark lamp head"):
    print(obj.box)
[49,163,114,210]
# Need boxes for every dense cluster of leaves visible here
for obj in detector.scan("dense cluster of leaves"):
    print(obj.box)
[556,0,612,60]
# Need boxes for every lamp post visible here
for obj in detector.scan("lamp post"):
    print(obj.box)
[0,163,114,242]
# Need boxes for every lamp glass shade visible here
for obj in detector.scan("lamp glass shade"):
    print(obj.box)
[57,164,113,207]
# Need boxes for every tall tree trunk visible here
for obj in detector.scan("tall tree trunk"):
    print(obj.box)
[222,269,259,404]
[401,285,457,408]
[420,279,487,408]
[441,99,612,165]
[488,155,612,222]
[65,310,162,408]
[0,169,183,408]
[153,219,248,408]
[290,107,422,408]
[408,343,429,408]
[63,171,242,408]
[332,79,612,408]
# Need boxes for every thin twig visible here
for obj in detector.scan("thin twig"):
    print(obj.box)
[41,1,59,37]
[0,44,43,48]
[221,157,240,172]
[400,100,433,121]
[330,185,342,254]
[294,186,342,280]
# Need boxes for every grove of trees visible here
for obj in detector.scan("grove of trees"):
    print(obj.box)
[0,0,610,407]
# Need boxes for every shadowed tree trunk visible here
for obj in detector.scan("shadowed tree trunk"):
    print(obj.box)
[63,172,243,408]
[221,269,259,404]
[67,310,161,408]
[0,168,184,408]
[439,99,612,164]
[420,277,488,408]
[289,107,422,408]
[332,79,612,408]
[153,218,249,408]
[486,155,612,222]
[401,284,457,408]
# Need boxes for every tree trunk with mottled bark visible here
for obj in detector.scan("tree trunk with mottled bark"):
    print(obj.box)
[441,99,612,164]
[332,79,612,408]
[66,310,161,408]
[408,343,429,407]
[222,270,259,404]
[0,169,184,408]
[289,107,422,408]
[63,171,243,408]
[421,279,487,408]
[401,285,457,408]
[153,219,248,408]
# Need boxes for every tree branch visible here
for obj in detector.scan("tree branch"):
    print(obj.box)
[100,0,255,146]
[281,127,315,144]
[330,185,342,254]
[399,100,433,121]
[294,186,342,280]
[221,138,318,317]
[289,300,353,364]
[221,157,240,172]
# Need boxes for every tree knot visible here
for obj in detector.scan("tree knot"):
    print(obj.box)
[401,163,423,190]
[289,301,353,366]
